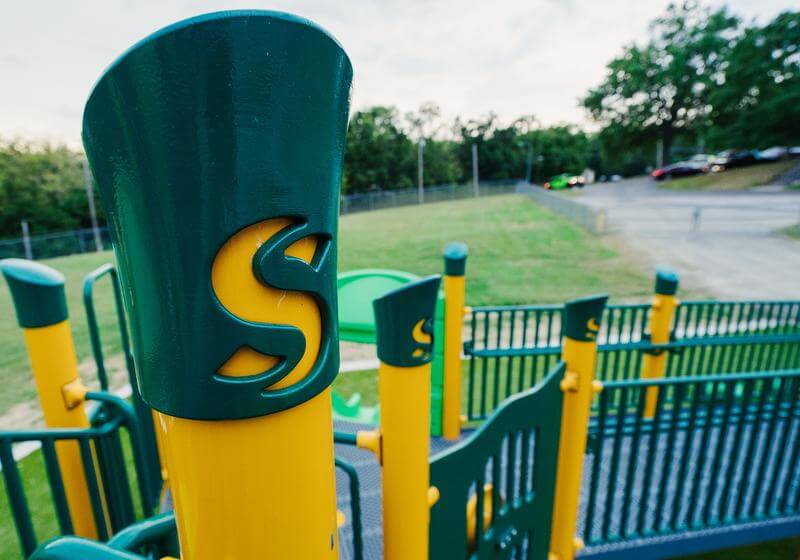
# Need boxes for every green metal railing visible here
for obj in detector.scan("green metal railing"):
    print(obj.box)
[465,300,800,420]
[582,369,800,547]
[1,392,156,558]
[83,264,161,505]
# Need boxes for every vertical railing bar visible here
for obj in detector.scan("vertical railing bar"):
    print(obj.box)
[41,437,75,535]
[687,380,720,528]
[748,376,788,519]
[621,386,647,538]
[654,383,683,531]
[467,311,477,420]
[702,380,736,525]
[78,438,109,541]
[584,387,608,544]
[637,387,665,535]
[602,385,627,540]
[671,379,704,530]
[764,376,799,512]
[734,378,771,520]
[0,440,37,557]
[720,378,757,520]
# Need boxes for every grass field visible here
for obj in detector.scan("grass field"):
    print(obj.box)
[661,160,795,191]
[0,194,651,421]
[782,224,800,240]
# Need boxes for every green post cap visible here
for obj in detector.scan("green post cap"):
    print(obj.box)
[442,242,468,276]
[654,267,680,296]
[0,259,68,329]
[373,276,442,368]
[82,11,352,421]
[562,294,608,342]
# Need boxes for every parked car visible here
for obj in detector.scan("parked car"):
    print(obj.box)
[710,150,759,171]
[789,147,800,158]
[543,173,585,190]
[757,147,788,162]
[651,160,707,181]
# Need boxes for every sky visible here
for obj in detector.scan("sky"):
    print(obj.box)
[0,0,792,146]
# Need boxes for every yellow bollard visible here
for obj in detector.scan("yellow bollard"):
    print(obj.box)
[82,11,352,559]
[442,242,468,441]
[1,259,99,539]
[549,295,607,560]
[640,268,680,417]
[373,276,441,560]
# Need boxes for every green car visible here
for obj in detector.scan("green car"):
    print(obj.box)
[544,173,585,190]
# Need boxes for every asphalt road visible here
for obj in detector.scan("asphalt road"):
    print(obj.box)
[574,177,800,299]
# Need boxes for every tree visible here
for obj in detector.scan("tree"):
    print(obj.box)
[0,140,99,238]
[707,11,800,149]
[583,2,740,165]
[342,106,415,193]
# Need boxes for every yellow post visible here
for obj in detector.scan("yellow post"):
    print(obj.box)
[82,11,353,559]
[640,268,680,417]
[373,276,441,560]
[0,259,98,539]
[442,242,468,441]
[549,295,607,560]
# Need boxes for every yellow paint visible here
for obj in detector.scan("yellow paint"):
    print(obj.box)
[22,321,98,539]
[640,294,679,417]
[549,338,600,560]
[356,429,382,461]
[155,218,338,560]
[379,362,431,560]
[442,274,466,440]
[210,218,319,390]
[466,483,495,549]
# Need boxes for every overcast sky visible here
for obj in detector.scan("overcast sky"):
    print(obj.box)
[0,0,792,146]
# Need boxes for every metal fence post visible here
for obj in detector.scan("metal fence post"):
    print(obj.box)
[373,276,441,560]
[550,295,607,560]
[0,260,101,539]
[83,11,352,559]
[640,268,680,417]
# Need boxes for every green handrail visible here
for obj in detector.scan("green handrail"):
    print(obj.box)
[83,264,162,506]
[0,393,155,557]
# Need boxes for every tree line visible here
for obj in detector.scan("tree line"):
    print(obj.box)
[1,2,796,238]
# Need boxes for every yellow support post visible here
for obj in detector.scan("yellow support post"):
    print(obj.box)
[442,242,468,441]
[82,11,353,559]
[549,295,607,560]
[0,259,99,539]
[373,276,441,560]
[640,268,680,417]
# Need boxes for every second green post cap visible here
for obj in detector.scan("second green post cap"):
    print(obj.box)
[654,267,680,296]
[0,259,68,328]
[443,242,468,276]
[562,294,608,342]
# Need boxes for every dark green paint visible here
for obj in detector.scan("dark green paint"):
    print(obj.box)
[562,294,608,342]
[0,259,68,328]
[373,275,441,367]
[655,267,680,296]
[443,242,468,276]
[429,363,564,559]
[82,11,352,420]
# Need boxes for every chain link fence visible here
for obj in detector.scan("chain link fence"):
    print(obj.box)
[0,227,111,260]
[1,180,523,260]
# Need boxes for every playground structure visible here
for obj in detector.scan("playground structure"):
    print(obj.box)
[0,10,799,560]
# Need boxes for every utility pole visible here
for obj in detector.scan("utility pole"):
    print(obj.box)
[82,159,104,252]
[20,220,33,259]
[418,139,426,204]
[472,143,479,196]
[656,138,664,169]
[525,143,533,183]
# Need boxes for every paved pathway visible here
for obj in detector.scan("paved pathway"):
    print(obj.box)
[574,178,800,299]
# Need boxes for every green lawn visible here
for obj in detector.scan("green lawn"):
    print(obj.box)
[0,194,651,421]
[660,160,795,191]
